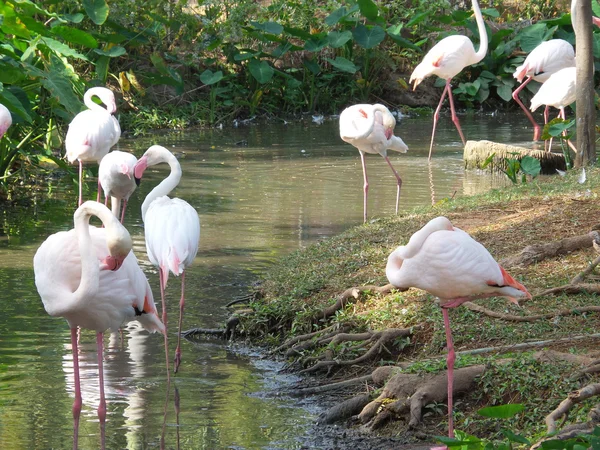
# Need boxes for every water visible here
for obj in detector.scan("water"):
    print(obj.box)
[0,112,535,449]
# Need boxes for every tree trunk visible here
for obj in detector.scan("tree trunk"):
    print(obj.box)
[575,0,597,166]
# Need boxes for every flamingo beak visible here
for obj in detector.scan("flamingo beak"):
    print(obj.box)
[133,156,148,186]
[100,255,125,271]
[385,128,393,140]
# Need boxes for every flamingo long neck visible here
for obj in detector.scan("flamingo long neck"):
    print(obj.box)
[141,152,182,221]
[472,0,488,64]
[72,202,118,302]
[83,88,108,113]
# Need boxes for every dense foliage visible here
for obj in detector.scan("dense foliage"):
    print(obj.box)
[1,0,600,194]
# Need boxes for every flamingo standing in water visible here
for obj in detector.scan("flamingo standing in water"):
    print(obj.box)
[98,150,138,223]
[33,201,164,449]
[0,103,12,138]
[65,87,121,206]
[386,216,531,438]
[339,103,408,223]
[134,145,200,375]
[409,0,488,159]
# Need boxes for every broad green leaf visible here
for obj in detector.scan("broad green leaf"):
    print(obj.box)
[0,60,24,84]
[250,21,283,35]
[234,50,258,61]
[52,26,98,48]
[325,6,349,26]
[357,0,378,22]
[481,152,496,169]
[94,46,126,57]
[327,31,353,48]
[406,11,429,27]
[481,8,500,18]
[63,13,85,23]
[0,88,32,123]
[501,429,531,445]
[326,57,358,74]
[478,404,524,419]
[490,28,514,50]
[303,59,321,76]
[304,36,328,52]
[83,0,109,26]
[519,23,548,52]
[497,84,512,102]
[95,55,110,82]
[248,58,274,84]
[0,3,31,38]
[353,24,385,49]
[520,156,541,177]
[283,26,312,41]
[200,69,223,85]
[39,36,89,61]
[271,42,296,58]
[387,29,420,51]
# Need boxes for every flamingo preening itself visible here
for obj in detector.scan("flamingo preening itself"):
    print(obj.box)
[409,0,488,159]
[0,103,12,138]
[134,145,200,376]
[33,201,164,449]
[339,103,408,223]
[386,217,531,438]
[65,87,121,206]
[98,150,138,223]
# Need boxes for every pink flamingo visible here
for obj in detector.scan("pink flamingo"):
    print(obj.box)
[65,87,121,206]
[134,145,200,375]
[409,0,488,159]
[339,103,408,223]
[33,201,164,449]
[98,150,138,223]
[0,103,12,138]
[386,216,531,438]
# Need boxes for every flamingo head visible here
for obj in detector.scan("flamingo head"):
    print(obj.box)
[100,222,133,271]
[133,155,148,186]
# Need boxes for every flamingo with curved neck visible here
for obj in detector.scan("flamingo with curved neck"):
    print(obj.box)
[134,145,200,376]
[33,201,164,448]
[409,0,488,159]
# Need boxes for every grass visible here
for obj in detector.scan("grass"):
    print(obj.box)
[240,166,600,441]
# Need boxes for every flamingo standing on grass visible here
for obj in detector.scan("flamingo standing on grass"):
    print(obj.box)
[339,103,408,223]
[409,0,488,159]
[385,216,531,438]
[65,87,121,206]
[98,150,138,223]
[0,103,12,138]
[33,201,164,449]
[134,145,200,376]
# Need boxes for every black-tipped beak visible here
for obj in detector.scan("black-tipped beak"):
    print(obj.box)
[135,176,141,187]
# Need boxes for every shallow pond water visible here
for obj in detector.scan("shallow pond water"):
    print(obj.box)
[0,111,537,449]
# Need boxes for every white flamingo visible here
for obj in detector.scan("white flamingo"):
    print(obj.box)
[98,150,138,223]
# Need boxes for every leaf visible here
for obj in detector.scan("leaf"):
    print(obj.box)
[51,26,98,48]
[250,21,283,35]
[0,88,32,123]
[0,60,24,84]
[63,13,85,23]
[325,6,350,26]
[95,55,109,82]
[326,57,358,74]
[478,404,524,419]
[481,152,496,169]
[94,46,126,57]
[387,28,420,51]
[248,58,274,84]
[520,156,541,178]
[304,36,329,52]
[303,59,321,76]
[353,24,385,49]
[481,8,500,18]
[126,71,145,95]
[357,0,378,22]
[83,0,109,25]
[406,11,430,27]
[118,71,130,92]
[283,26,313,40]
[38,36,89,61]
[327,31,353,48]
[518,23,548,52]
[497,84,513,102]
[200,69,223,85]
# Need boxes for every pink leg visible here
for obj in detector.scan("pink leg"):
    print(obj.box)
[70,328,82,450]
[383,155,402,214]
[174,271,186,373]
[428,84,450,160]
[96,178,101,203]
[446,80,466,147]
[96,332,107,450]
[78,161,83,207]
[511,77,540,141]
[442,308,455,438]
[120,199,128,224]
[359,151,369,223]
[159,269,171,382]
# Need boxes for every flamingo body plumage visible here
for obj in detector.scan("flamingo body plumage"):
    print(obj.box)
[0,103,12,138]
[409,0,488,158]
[98,150,138,223]
[386,216,531,437]
[339,104,408,222]
[530,66,577,112]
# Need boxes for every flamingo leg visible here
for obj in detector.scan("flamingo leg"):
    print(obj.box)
[70,328,81,450]
[96,332,106,450]
[359,150,369,223]
[174,271,186,373]
[511,77,541,141]
[120,199,128,224]
[428,83,450,160]
[383,155,402,215]
[78,161,84,207]
[442,307,455,438]
[446,80,466,147]
[159,268,171,382]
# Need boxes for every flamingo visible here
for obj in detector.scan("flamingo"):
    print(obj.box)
[530,66,577,153]
[65,87,121,207]
[0,103,12,138]
[409,0,488,159]
[33,201,164,449]
[98,150,138,223]
[385,216,531,438]
[133,145,200,375]
[339,104,408,223]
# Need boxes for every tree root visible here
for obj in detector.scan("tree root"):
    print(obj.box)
[545,384,600,434]
[298,327,417,375]
[181,316,240,340]
[464,301,600,322]
[318,394,372,425]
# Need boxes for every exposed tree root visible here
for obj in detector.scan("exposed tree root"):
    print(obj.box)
[545,384,600,434]
[538,284,600,296]
[181,316,240,340]
[289,375,374,397]
[464,301,600,322]
[318,394,371,425]
[357,365,486,430]
[299,327,417,375]
[531,404,600,450]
